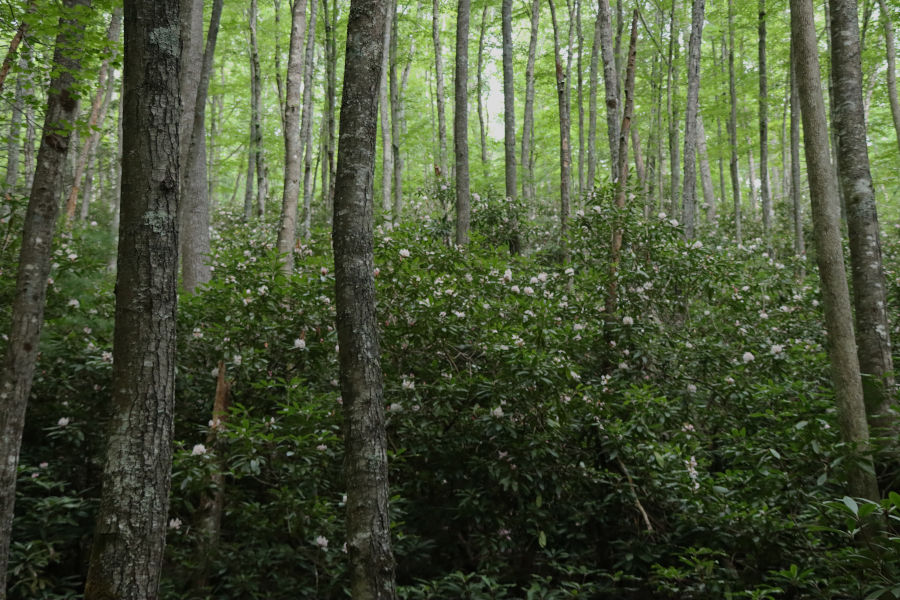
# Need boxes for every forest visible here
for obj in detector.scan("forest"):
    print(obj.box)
[1,0,900,597]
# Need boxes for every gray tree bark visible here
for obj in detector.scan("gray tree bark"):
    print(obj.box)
[454,0,471,245]
[250,0,269,218]
[389,0,405,221]
[301,0,319,237]
[791,0,879,501]
[681,0,704,239]
[575,0,584,196]
[476,4,488,170]
[758,0,772,237]
[178,0,204,197]
[83,0,181,596]
[521,0,540,202]
[432,0,448,179]
[667,0,681,212]
[829,0,896,434]
[276,0,308,274]
[597,0,619,180]
[549,0,572,254]
[790,40,805,259]
[322,0,338,210]
[333,0,397,596]
[502,0,517,204]
[587,8,601,190]
[379,0,394,221]
[4,59,25,193]
[0,2,88,593]
[728,0,742,243]
[697,113,716,224]
[181,0,224,293]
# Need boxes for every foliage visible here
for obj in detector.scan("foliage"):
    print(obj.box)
[5,206,898,599]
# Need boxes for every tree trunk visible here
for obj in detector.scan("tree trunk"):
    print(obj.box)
[829,0,897,434]
[697,113,716,224]
[433,0,448,179]
[667,0,681,212]
[454,0,471,246]
[300,0,319,237]
[65,9,122,225]
[758,0,771,238]
[332,0,397,596]
[877,0,900,154]
[681,0,704,239]
[178,0,204,200]
[728,0,742,243]
[0,3,31,96]
[182,0,224,293]
[322,0,338,209]
[587,7,601,190]
[276,0,308,274]
[476,4,488,170]
[379,0,394,222]
[790,0,879,501]
[390,0,405,222]
[606,10,638,315]
[747,135,758,217]
[83,0,181,596]
[549,0,572,255]
[4,59,25,192]
[597,0,619,180]
[0,3,87,592]
[22,51,36,194]
[521,0,540,202]
[576,0,584,197]
[274,0,286,130]
[80,69,117,220]
[790,40,805,259]
[250,0,269,218]
[502,0,519,254]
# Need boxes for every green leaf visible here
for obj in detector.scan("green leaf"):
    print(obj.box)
[538,530,547,548]
[842,496,859,516]
[769,448,781,459]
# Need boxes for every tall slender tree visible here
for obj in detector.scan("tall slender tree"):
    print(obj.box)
[521,0,541,202]
[597,0,619,179]
[681,0,705,239]
[791,0,879,501]
[332,0,397,596]
[249,0,269,217]
[758,0,771,238]
[454,0,470,245]
[829,0,896,434]
[727,0,742,243]
[0,3,89,593]
[301,0,319,237]
[83,0,182,596]
[502,0,517,204]
[549,0,572,253]
[181,0,224,293]
[276,0,309,274]
[432,0,448,179]
[789,39,805,259]
[877,0,900,154]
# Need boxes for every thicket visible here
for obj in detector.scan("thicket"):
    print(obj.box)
[1,190,899,599]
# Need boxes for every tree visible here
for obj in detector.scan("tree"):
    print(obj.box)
[877,0,900,154]
[64,9,123,225]
[727,0,742,243]
[432,0,448,179]
[181,0,224,293]
[332,0,397,596]
[597,0,619,180]
[81,0,181,596]
[549,0,572,254]
[249,0,269,218]
[789,40,805,260]
[829,0,896,435]
[454,0,470,246]
[301,0,320,237]
[681,0,705,239]
[379,0,394,221]
[521,0,540,202]
[758,0,771,238]
[791,0,879,501]
[276,0,309,274]
[0,2,89,594]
